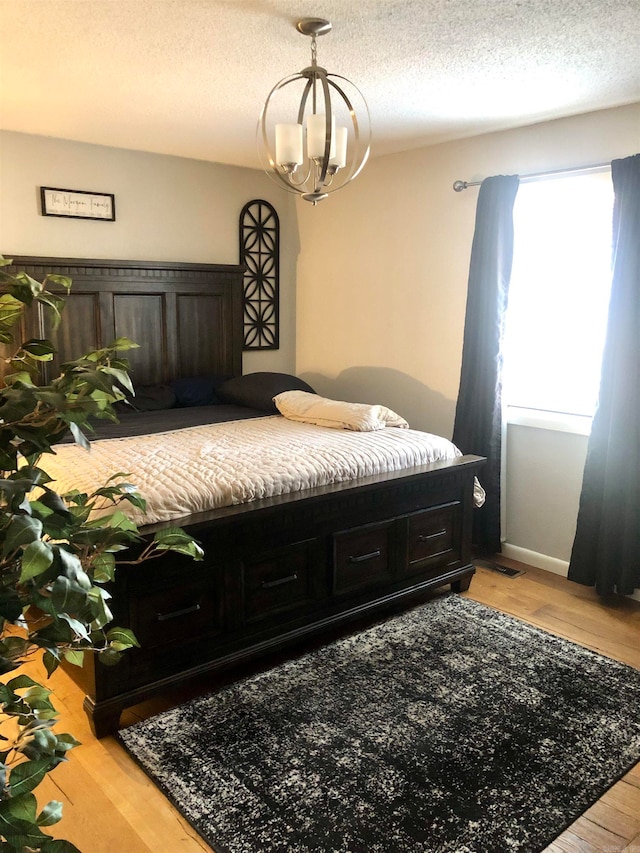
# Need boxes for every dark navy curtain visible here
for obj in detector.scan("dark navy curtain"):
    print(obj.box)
[568,153,640,595]
[452,175,520,555]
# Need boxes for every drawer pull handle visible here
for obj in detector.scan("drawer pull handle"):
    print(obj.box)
[418,529,447,542]
[261,573,298,589]
[348,549,381,563]
[156,603,201,622]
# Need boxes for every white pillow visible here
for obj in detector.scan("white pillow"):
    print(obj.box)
[273,390,409,431]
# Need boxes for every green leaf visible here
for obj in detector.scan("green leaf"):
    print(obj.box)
[62,649,84,667]
[41,837,83,852]
[0,636,30,672]
[107,510,139,533]
[0,584,22,623]
[6,674,42,691]
[9,271,41,303]
[105,471,134,483]
[0,478,31,505]
[56,614,90,641]
[63,490,89,508]
[2,515,43,557]
[35,293,66,330]
[0,294,24,330]
[83,372,121,397]
[68,422,90,451]
[57,549,91,590]
[92,551,115,583]
[19,540,54,582]
[106,627,140,650]
[101,365,134,395]
[8,758,52,796]
[153,528,204,561]
[36,800,63,827]
[21,339,55,361]
[0,792,37,823]
[53,733,80,753]
[49,576,91,622]
[28,499,54,520]
[88,390,121,412]
[20,726,58,759]
[34,620,75,645]
[109,337,140,352]
[0,683,14,705]
[38,489,72,517]
[0,809,51,850]
[0,824,50,850]
[86,588,113,629]
[22,686,54,705]
[121,491,147,510]
[0,658,20,677]
[97,647,123,666]
[43,273,72,292]
[42,650,60,678]
[33,390,67,410]
[2,370,36,388]
[20,466,53,486]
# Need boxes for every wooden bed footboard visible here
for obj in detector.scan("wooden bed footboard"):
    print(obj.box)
[65,454,485,737]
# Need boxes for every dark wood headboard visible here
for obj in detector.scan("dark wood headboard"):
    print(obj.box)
[3,256,244,384]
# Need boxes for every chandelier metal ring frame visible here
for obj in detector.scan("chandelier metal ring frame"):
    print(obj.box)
[258,18,371,204]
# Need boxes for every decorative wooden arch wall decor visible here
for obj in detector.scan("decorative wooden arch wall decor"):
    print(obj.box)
[239,200,280,350]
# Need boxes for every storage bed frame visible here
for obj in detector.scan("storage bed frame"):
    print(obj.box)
[6,256,484,737]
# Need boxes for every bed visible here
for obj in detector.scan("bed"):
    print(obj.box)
[5,256,485,737]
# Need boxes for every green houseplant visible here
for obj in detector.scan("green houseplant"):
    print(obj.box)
[0,257,203,852]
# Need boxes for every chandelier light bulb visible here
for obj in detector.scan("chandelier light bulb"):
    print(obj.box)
[305,114,336,160]
[275,124,303,172]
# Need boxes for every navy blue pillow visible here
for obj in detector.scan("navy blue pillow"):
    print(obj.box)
[170,376,229,407]
[217,372,316,413]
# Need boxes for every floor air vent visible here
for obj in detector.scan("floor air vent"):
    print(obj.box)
[473,559,525,578]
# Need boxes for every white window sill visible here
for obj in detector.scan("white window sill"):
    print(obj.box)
[506,406,592,436]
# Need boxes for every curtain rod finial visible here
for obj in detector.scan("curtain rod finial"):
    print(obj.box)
[453,180,468,192]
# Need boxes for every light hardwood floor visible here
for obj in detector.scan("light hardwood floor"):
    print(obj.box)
[23,560,640,853]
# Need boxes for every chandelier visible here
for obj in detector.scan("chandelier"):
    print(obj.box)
[258,18,371,204]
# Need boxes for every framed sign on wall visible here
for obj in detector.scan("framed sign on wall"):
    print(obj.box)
[40,187,116,221]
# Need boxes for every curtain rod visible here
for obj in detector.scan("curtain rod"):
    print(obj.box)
[452,160,611,191]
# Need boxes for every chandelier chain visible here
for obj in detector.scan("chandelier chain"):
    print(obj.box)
[310,34,318,113]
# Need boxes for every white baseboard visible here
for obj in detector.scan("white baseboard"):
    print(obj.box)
[501,543,569,577]
[500,542,640,602]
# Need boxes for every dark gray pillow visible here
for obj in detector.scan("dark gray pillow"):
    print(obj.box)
[217,372,315,413]
[116,383,177,412]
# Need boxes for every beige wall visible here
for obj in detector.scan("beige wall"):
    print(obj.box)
[0,130,300,375]
[296,103,640,565]
[296,103,639,435]
[1,107,639,569]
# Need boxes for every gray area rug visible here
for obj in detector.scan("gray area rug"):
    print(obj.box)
[118,594,640,852]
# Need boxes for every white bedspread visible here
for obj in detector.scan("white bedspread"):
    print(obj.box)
[43,416,484,526]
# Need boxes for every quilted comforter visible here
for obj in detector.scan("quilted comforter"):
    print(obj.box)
[43,415,484,527]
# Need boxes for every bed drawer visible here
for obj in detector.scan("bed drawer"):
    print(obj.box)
[130,575,224,651]
[242,539,321,625]
[402,502,461,577]
[333,521,394,595]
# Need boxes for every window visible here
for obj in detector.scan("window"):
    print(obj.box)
[502,171,614,424]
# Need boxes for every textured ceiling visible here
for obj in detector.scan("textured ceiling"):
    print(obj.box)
[1,0,639,169]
